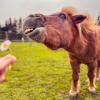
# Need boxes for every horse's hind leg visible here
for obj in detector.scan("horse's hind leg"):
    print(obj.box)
[87,62,96,93]
[96,61,100,81]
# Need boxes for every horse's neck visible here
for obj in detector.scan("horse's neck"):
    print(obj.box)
[67,25,88,54]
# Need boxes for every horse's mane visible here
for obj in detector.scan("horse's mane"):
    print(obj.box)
[61,7,77,15]
[61,7,98,32]
[61,7,100,48]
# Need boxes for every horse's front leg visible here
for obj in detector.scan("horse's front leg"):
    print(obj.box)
[69,57,80,97]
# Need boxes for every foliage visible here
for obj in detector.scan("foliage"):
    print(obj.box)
[96,13,100,25]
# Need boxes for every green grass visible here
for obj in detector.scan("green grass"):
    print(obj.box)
[0,42,100,100]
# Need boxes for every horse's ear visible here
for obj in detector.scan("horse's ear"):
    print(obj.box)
[72,15,86,24]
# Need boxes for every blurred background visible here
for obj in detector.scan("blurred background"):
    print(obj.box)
[0,0,100,41]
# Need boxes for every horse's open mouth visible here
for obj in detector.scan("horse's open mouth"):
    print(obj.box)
[24,28,34,35]
[24,27,46,42]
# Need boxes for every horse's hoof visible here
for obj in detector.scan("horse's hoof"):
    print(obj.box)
[69,90,78,97]
[89,87,96,94]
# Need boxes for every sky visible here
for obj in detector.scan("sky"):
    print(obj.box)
[0,0,100,25]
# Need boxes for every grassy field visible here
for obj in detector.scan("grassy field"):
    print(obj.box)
[0,42,100,100]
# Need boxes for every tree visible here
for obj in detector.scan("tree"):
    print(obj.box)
[0,24,1,31]
[16,17,23,33]
[96,13,100,25]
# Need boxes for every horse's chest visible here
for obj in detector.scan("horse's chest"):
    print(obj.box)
[73,43,97,63]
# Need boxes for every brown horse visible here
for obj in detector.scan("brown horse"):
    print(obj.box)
[23,7,100,96]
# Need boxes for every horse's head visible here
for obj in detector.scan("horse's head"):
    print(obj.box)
[23,8,86,49]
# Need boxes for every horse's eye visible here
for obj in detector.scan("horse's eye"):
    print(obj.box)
[58,13,67,20]
[28,14,34,17]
